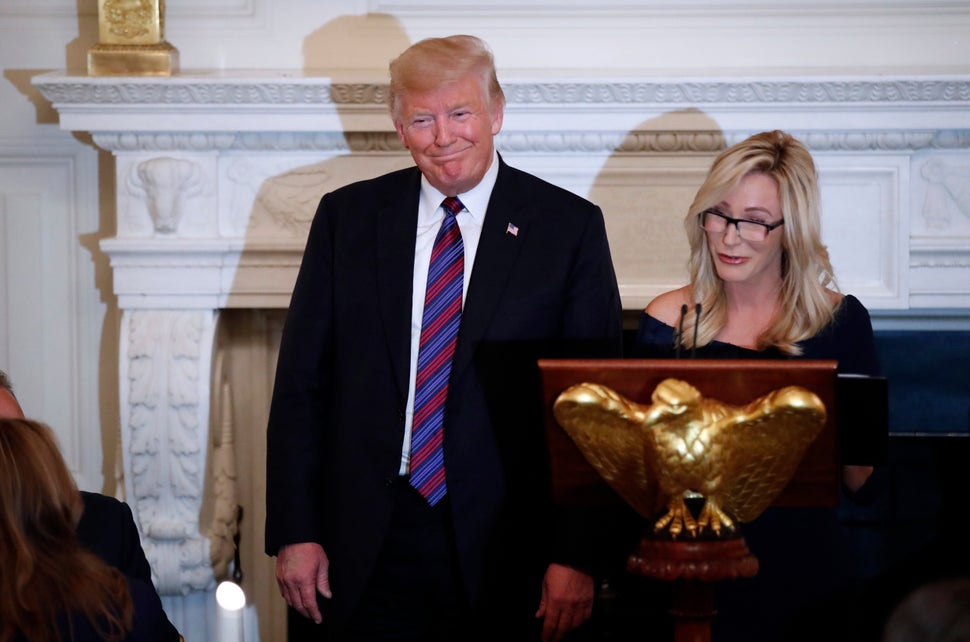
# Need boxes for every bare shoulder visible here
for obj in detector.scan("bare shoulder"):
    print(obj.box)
[645,287,693,326]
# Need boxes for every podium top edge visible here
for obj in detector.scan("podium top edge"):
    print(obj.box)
[537,358,839,372]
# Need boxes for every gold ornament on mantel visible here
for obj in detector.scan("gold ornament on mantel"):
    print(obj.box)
[553,378,826,539]
[88,0,179,76]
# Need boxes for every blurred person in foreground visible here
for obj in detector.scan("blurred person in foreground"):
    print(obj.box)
[0,370,181,642]
[636,130,885,641]
[0,416,174,642]
[883,577,970,642]
[265,34,623,642]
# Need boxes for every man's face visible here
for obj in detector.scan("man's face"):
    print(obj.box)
[0,388,25,418]
[393,74,503,196]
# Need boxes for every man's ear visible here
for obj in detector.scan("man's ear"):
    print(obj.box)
[490,104,504,136]
[393,120,409,149]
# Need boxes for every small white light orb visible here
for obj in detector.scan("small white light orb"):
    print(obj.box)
[216,580,246,611]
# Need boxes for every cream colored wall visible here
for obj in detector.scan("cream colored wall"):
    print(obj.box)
[3,2,970,641]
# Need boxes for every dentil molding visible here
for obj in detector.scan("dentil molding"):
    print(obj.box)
[33,72,970,135]
[30,74,970,106]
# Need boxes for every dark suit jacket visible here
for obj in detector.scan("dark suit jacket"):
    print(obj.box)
[265,156,623,623]
[11,577,174,642]
[78,492,182,642]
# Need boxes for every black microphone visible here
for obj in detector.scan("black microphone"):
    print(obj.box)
[691,302,702,358]
[675,303,688,358]
[232,504,244,583]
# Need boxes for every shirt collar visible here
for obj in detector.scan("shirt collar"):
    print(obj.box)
[418,149,499,225]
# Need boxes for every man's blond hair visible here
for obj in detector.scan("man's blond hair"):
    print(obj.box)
[388,34,505,121]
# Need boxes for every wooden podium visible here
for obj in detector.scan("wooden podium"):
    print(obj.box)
[539,359,841,642]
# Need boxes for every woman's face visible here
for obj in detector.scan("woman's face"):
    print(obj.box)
[705,172,786,289]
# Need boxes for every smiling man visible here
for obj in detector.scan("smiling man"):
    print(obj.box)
[266,35,623,642]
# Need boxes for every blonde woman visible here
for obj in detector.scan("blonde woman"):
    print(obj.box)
[637,130,884,642]
[640,129,878,486]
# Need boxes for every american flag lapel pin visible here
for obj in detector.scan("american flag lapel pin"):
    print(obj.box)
[506,222,519,237]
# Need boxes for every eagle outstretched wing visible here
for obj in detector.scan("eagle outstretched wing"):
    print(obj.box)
[553,382,660,518]
[553,379,826,538]
[711,386,827,522]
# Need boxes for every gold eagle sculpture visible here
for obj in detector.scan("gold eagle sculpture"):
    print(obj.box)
[553,379,826,539]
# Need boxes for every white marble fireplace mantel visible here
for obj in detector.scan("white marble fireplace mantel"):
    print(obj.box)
[31,70,970,611]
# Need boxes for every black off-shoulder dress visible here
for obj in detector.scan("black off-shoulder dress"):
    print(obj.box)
[634,295,887,642]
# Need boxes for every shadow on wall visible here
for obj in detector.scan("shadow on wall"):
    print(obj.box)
[587,110,727,309]
[303,13,412,74]
[222,13,415,642]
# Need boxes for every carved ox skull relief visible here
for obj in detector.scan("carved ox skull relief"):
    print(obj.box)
[128,157,205,234]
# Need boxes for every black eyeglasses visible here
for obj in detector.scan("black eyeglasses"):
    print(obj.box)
[698,209,784,242]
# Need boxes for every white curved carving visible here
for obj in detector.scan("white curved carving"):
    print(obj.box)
[251,164,330,234]
[128,157,205,234]
[123,309,217,595]
[94,133,237,152]
[225,157,332,236]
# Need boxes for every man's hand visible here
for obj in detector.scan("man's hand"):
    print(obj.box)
[843,464,874,493]
[535,563,594,642]
[276,542,332,624]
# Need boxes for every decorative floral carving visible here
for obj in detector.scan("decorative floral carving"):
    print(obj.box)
[94,133,236,152]
[33,77,970,107]
[125,309,216,594]
[90,130,970,154]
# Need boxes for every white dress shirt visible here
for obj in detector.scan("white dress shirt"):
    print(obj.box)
[399,150,500,474]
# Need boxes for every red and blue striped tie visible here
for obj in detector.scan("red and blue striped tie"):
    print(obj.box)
[410,196,464,505]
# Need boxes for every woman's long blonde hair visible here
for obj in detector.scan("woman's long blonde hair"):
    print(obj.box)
[683,130,838,355]
[0,418,133,642]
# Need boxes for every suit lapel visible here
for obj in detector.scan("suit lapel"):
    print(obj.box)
[453,159,531,378]
[376,169,422,401]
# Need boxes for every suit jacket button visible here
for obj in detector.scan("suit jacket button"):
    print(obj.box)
[385,477,396,488]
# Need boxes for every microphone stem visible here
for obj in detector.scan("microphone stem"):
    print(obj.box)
[675,304,688,359]
[690,303,701,358]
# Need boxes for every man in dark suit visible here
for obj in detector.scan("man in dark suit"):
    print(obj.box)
[265,34,623,642]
